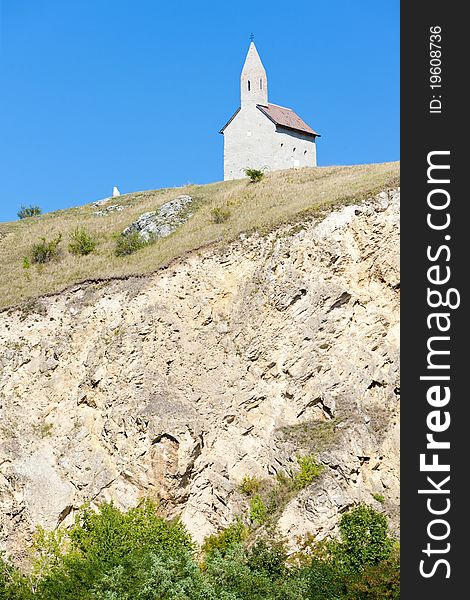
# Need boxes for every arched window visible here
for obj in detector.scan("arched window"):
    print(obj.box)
[304,150,307,155]
[280,142,284,147]
[293,147,296,152]
[260,78,263,89]
[248,80,251,91]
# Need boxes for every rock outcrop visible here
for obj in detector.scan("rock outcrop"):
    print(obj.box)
[0,189,400,560]
[122,195,193,241]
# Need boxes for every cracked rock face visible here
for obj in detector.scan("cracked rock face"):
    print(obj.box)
[0,189,400,559]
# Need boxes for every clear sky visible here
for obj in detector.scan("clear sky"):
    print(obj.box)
[0,1,399,223]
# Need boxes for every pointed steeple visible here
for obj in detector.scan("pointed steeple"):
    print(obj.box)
[240,41,268,107]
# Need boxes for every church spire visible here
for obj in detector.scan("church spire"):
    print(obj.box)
[240,40,268,108]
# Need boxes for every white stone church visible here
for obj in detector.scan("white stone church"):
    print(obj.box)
[220,41,320,180]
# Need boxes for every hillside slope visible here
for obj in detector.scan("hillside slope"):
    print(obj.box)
[0,163,398,310]
[0,181,400,560]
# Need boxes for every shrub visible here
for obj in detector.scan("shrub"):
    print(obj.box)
[239,475,261,496]
[244,168,264,183]
[247,540,287,578]
[344,552,400,599]
[17,205,42,219]
[333,504,393,573]
[249,494,268,525]
[372,493,385,504]
[0,554,32,599]
[210,207,231,224]
[306,557,345,599]
[294,455,323,489]
[68,227,96,256]
[32,500,194,599]
[115,231,147,256]
[201,520,248,558]
[31,234,62,264]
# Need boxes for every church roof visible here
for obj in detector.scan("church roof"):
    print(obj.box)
[257,103,320,137]
[219,103,319,137]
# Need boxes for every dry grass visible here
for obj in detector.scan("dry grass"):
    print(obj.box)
[0,162,399,310]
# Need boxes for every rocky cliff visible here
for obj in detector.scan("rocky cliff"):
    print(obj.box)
[0,188,400,560]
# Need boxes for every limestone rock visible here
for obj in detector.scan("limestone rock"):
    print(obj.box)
[94,205,125,217]
[122,195,193,242]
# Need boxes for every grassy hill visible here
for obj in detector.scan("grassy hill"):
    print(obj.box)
[0,163,399,310]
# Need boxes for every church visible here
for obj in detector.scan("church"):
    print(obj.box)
[220,41,320,180]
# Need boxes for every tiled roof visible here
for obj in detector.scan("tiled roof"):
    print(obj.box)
[257,103,320,136]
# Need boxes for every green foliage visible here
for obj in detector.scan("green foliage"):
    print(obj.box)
[244,168,265,183]
[247,540,287,578]
[294,455,323,490]
[0,554,32,600]
[18,205,42,219]
[249,494,268,525]
[306,558,345,599]
[30,527,69,580]
[210,207,231,224]
[68,500,193,567]
[201,519,248,558]
[204,544,308,600]
[31,500,194,599]
[333,504,393,573]
[344,551,400,599]
[68,228,96,256]
[3,500,399,599]
[114,231,147,256]
[239,475,261,496]
[31,234,62,264]
[372,492,385,503]
[22,257,30,270]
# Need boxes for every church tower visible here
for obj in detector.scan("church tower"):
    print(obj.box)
[240,41,268,107]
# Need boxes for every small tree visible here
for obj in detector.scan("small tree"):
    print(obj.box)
[334,504,393,573]
[244,168,264,183]
[18,205,42,219]
[68,227,96,256]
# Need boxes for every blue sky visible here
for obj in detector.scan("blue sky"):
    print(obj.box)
[0,1,399,222]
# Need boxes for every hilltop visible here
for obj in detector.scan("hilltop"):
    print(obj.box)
[0,163,399,310]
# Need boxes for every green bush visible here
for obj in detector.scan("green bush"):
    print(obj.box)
[31,500,194,599]
[210,207,231,224]
[247,540,287,578]
[344,552,400,599]
[114,231,147,256]
[31,234,62,264]
[294,455,323,489]
[333,504,393,573]
[249,494,268,525]
[68,228,96,256]
[201,520,248,558]
[244,168,265,183]
[18,205,42,219]
[0,554,32,600]
[239,475,261,496]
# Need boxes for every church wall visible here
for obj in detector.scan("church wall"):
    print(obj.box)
[223,106,316,180]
